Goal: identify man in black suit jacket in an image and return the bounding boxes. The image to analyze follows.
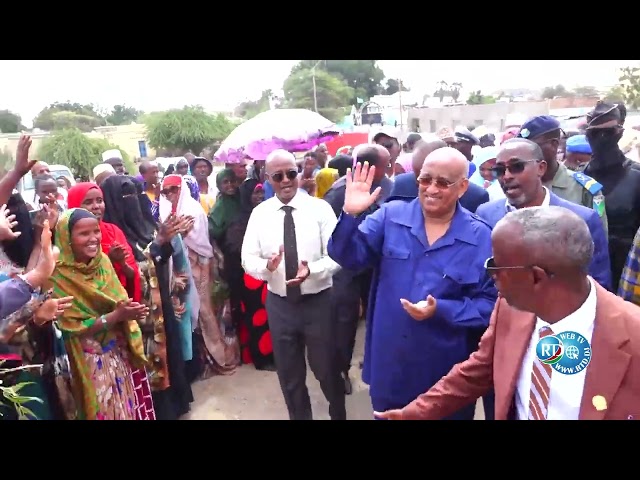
[389,139,490,213]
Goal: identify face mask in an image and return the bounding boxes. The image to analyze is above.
[587,129,623,155]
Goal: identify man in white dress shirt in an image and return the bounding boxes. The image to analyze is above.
[241,149,345,420]
[376,206,640,420]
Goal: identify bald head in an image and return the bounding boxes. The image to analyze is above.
[494,206,594,273]
[411,139,447,176]
[138,160,153,175]
[421,146,469,179]
[353,143,390,182]
[266,149,296,171]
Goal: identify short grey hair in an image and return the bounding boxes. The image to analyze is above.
[496,206,594,272]
[266,149,296,164]
[501,138,544,161]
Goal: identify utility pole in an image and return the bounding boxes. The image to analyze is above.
[398,79,403,130]
[312,60,324,112]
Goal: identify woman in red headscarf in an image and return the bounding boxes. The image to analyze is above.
[67,183,141,303]
[66,182,154,419]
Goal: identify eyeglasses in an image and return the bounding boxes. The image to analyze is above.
[161,186,180,196]
[417,175,463,190]
[490,160,537,178]
[267,169,298,183]
[484,257,554,278]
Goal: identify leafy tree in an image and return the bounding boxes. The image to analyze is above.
[384,79,409,95]
[292,60,384,104]
[604,84,626,103]
[0,110,25,133]
[33,101,107,132]
[467,91,497,105]
[235,90,276,119]
[144,106,237,156]
[541,85,569,99]
[282,69,354,123]
[618,66,640,109]
[106,104,142,125]
[572,86,599,97]
[38,128,133,178]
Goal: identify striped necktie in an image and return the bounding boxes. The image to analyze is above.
[529,326,554,420]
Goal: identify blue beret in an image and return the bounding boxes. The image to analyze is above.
[566,134,592,154]
[517,115,561,140]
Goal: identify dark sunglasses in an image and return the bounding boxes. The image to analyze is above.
[268,169,298,183]
[160,186,180,196]
[586,127,621,140]
[490,160,537,178]
[417,175,462,189]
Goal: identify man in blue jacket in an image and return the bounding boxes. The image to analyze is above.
[328,148,498,420]
[476,138,612,290]
[390,139,490,213]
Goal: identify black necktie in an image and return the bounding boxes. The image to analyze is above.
[282,205,301,302]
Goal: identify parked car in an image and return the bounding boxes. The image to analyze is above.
[17,164,75,206]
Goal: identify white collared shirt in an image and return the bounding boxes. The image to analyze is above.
[505,186,550,213]
[515,277,597,420]
[241,191,341,297]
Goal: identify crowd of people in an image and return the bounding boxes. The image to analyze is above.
[1,99,639,420]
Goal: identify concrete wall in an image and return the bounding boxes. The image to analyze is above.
[406,101,550,133]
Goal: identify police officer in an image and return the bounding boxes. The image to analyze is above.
[517,115,607,233]
[583,101,640,287]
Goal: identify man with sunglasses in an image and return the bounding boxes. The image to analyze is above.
[475,138,611,290]
[388,138,489,213]
[516,115,607,233]
[328,148,498,420]
[241,149,345,420]
[583,101,640,289]
[375,206,640,421]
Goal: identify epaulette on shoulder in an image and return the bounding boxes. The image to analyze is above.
[572,171,603,195]
[470,213,493,230]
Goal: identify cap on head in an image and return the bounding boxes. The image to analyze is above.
[454,126,479,145]
[93,163,116,179]
[517,116,561,140]
[586,101,623,129]
[371,126,401,144]
[566,135,592,155]
[102,149,123,162]
[437,127,456,143]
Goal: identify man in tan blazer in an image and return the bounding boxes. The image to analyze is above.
[376,206,640,420]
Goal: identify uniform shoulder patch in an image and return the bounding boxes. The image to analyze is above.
[572,171,603,195]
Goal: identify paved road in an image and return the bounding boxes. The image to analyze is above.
[184,321,485,420]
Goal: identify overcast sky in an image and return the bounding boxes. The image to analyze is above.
[0,60,636,127]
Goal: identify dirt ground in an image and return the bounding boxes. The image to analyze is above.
[183,321,485,420]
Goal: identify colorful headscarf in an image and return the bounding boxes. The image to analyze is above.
[50,208,146,420]
[315,168,339,198]
[395,153,414,174]
[208,169,241,240]
[159,175,213,258]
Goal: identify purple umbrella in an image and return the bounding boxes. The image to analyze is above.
[214,109,341,163]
